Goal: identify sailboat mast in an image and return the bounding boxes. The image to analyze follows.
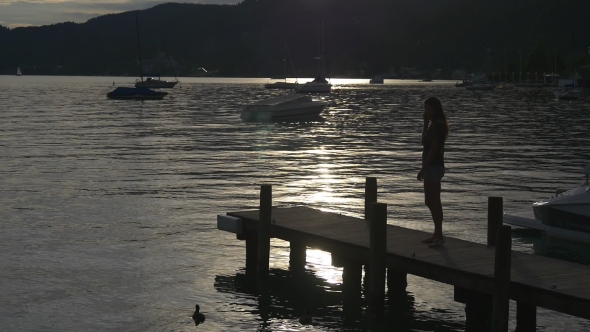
[283,38,288,83]
[322,22,326,78]
[571,16,575,86]
[135,11,144,84]
[160,27,178,81]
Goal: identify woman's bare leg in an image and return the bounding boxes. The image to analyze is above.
[424,180,443,243]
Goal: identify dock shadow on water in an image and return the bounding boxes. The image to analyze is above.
[214,267,463,331]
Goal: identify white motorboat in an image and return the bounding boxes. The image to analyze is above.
[555,89,580,100]
[504,164,590,243]
[240,94,327,121]
[135,76,178,89]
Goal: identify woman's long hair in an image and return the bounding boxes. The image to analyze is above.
[424,97,449,140]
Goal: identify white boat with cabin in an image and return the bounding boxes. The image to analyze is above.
[504,164,590,243]
[135,76,178,88]
[240,94,327,121]
[294,76,332,93]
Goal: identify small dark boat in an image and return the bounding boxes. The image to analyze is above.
[107,87,168,100]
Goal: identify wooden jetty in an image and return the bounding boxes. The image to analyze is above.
[217,178,590,331]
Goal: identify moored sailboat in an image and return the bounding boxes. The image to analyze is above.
[107,12,167,100]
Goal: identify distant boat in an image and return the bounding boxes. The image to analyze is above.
[134,28,179,89]
[369,75,385,84]
[135,76,178,89]
[240,94,327,121]
[16,67,22,76]
[107,87,167,100]
[107,11,167,100]
[555,17,579,101]
[555,89,580,100]
[295,23,332,94]
[294,74,332,93]
[265,40,299,90]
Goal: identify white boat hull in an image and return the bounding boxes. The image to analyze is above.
[240,95,327,121]
[504,211,590,243]
[135,80,178,89]
[241,104,326,121]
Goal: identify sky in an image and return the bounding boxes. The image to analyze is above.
[0,0,241,28]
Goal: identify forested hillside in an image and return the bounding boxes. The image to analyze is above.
[0,0,588,77]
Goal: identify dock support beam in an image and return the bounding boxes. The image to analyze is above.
[369,202,387,317]
[492,225,512,332]
[387,266,407,294]
[515,302,536,332]
[342,260,363,317]
[455,287,491,331]
[365,177,377,220]
[257,185,272,287]
[245,234,259,277]
[289,241,306,271]
[487,197,503,246]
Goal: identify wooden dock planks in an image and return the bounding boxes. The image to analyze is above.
[226,206,590,320]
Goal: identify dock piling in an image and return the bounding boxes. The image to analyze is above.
[492,225,512,332]
[289,241,306,271]
[515,301,536,332]
[487,197,503,246]
[257,185,272,284]
[365,177,377,220]
[245,234,259,277]
[369,202,387,316]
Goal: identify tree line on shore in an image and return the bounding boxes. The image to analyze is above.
[0,0,589,78]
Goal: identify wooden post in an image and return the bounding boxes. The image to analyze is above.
[257,185,272,283]
[365,177,377,220]
[492,225,512,332]
[369,202,387,316]
[455,287,492,331]
[387,266,407,294]
[515,302,536,332]
[289,241,306,271]
[342,261,363,317]
[487,197,503,246]
[245,234,259,278]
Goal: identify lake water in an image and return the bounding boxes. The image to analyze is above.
[1,76,590,331]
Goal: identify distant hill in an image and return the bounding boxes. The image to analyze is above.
[1,0,589,78]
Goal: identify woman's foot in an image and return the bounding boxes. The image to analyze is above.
[421,235,435,244]
[428,237,446,248]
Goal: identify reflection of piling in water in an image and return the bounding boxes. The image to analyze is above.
[218,178,590,332]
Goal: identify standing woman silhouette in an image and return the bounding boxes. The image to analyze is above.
[418,97,449,247]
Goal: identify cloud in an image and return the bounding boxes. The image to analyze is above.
[0,0,242,28]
